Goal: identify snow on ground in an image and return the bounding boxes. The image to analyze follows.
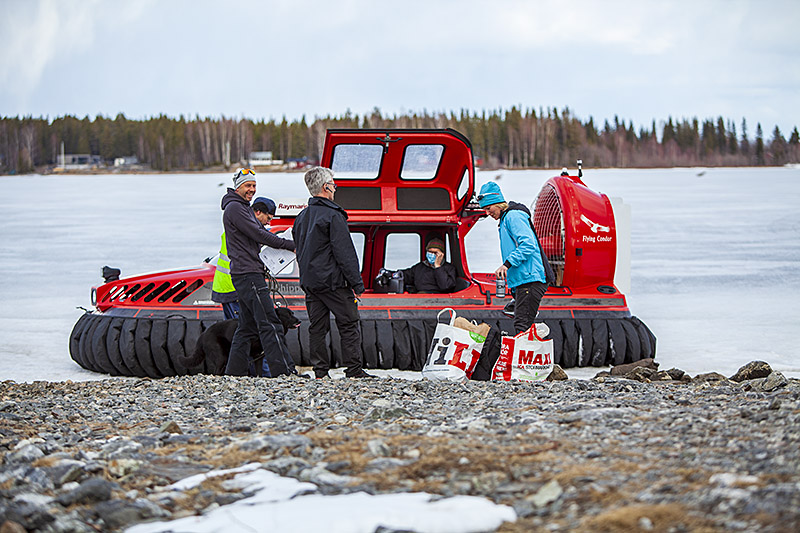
[126,463,516,533]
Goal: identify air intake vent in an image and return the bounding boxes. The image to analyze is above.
[533,184,565,285]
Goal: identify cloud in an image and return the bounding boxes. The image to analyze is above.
[0,0,152,109]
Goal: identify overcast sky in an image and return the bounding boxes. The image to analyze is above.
[1,0,798,138]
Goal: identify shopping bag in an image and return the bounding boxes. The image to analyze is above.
[422,308,487,382]
[491,323,554,381]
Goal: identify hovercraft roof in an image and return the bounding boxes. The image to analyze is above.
[319,128,475,224]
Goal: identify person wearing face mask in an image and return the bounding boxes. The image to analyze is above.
[400,238,457,293]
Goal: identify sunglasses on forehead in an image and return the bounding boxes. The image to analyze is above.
[236,168,256,177]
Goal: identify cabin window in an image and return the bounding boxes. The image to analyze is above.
[384,233,450,270]
[351,232,365,269]
[331,144,382,179]
[400,145,444,180]
[384,233,420,270]
[456,168,469,200]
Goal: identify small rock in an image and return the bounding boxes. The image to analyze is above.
[235,434,312,455]
[693,372,728,383]
[403,449,421,459]
[159,421,182,434]
[624,366,656,382]
[666,368,686,380]
[610,358,659,376]
[546,364,568,381]
[299,466,355,487]
[101,438,143,459]
[7,444,44,463]
[0,521,27,533]
[367,439,390,457]
[743,372,789,392]
[56,477,115,506]
[529,479,563,507]
[364,406,411,421]
[108,458,141,478]
[730,361,773,382]
[365,458,413,472]
[93,498,168,529]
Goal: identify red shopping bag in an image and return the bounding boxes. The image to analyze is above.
[491,323,554,381]
[422,308,487,382]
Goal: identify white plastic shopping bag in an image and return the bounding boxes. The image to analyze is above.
[422,308,487,382]
[491,323,554,381]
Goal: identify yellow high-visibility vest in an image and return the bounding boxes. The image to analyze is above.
[211,233,235,295]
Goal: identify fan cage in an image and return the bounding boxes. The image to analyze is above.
[533,184,565,286]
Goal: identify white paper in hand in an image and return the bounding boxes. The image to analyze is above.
[259,227,296,275]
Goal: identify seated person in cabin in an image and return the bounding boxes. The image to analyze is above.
[400,238,457,293]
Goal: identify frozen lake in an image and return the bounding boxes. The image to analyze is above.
[0,166,798,382]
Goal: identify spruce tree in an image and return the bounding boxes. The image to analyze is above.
[755,123,764,165]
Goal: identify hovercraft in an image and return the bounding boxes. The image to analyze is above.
[69,129,655,377]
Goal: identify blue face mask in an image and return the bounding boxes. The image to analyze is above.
[426,252,437,264]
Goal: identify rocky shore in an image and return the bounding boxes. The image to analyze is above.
[1,360,799,532]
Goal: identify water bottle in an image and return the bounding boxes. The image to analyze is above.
[495,277,506,298]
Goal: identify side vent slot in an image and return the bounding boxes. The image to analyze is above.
[158,281,186,303]
[143,282,171,303]
[131,283,155,302]
[172,279,204,303]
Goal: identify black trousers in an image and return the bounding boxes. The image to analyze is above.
[513,281,548,334]
[226,273,294,377]
[305,287,364,377]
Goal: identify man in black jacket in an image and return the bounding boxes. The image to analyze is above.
[221,168,300,377]
[401,237,457,293]
[293,167,374,379]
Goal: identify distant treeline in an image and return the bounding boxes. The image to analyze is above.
[1,107,798,174]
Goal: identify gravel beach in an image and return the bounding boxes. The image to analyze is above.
[1,362,799,532]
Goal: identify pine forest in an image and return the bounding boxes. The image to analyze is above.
[1,107,798,174]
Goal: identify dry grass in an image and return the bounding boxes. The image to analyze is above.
[576,503,716,533]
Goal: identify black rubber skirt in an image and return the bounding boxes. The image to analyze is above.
[69,310,657,378]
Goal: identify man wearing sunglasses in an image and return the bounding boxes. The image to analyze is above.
[478,181,549,334]
[221,168,301,377]
[293,167,375,379]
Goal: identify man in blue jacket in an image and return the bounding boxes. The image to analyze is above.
[221,168,300,377]
[293,167,374,379]
[478,181,548,334]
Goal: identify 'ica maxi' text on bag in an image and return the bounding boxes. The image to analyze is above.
[492,323,554,381]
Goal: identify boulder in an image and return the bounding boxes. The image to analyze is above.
[730,361,773,382]
[742,372,788,392]
[610,358,658,376]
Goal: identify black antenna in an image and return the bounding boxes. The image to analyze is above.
[577,159,583,178]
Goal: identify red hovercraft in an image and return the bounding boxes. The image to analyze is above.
[69,129,655,377]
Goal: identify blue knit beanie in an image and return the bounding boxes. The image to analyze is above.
[478,182,505,208]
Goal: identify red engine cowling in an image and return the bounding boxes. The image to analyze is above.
[534,175,618,292]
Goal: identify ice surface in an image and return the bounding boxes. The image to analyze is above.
[0,166,798,382]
